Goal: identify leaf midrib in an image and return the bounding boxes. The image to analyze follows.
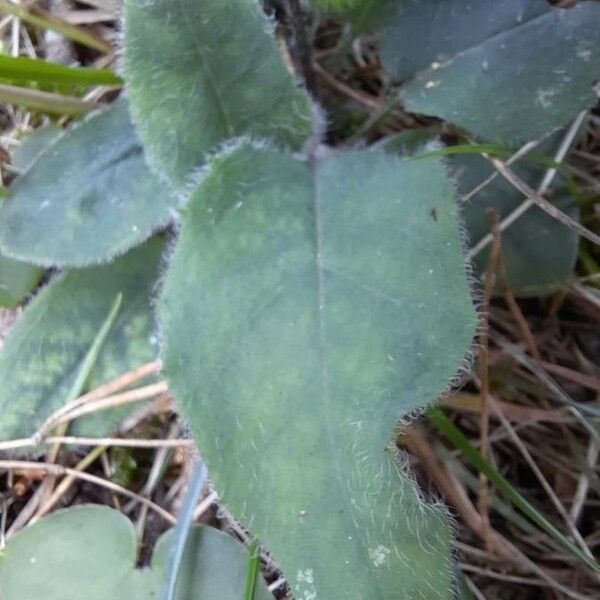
[309,159,395,598]
[309,158,335,478]
[175,0,235,138]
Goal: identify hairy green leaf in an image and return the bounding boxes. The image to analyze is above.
[0,99,177,268]
[0,505,272,599]
[370,0,600,145]
[124,0,315,186]
[0,239,164,443]
[0,125,60,307]
[160,143,477,598]
[12,124,62,171]
[0,255,43,308]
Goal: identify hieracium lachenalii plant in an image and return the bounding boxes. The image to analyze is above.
[0,0,599,598]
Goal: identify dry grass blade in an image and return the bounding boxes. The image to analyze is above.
[441,393,567,423]
[0,83,98,115]
[0,460,176,524]
[401,426,591,600]
[469,110,588,258]
[32,445,108,522]
[38,360,162,430]
[489,155,600,246]
[37,381,169,437]
[0,436,194,451]
[491,331,600,423]
[488,395,594,559]
[0,0,112,53]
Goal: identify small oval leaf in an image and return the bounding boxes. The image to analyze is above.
[0,505,272,599]
[0,100,177,268]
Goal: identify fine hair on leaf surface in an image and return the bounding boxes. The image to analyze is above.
[159,141,477,598]
[0,99,178,268]
[1,0,597,598]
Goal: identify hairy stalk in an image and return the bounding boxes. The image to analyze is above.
[286,0,317,95]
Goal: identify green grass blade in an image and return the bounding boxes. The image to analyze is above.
[427,406,600,574]
[410,143,516,160]
[0,56,122,87]
[410,143,582,199]
[0,83,96,115]
[434,442,541,538]
[244,539,260,600]
[0,0,112,53]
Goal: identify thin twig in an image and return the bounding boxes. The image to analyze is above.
[488,396,594,560]
[313,60,381,109]
[0,436,193,451]
[488,156,600,246]
[0,460,176,524]
[477,209,502,547]
[469,111,588,258]
[498,251,541,360]
[463,139,540,203]
[33,445,108,522]
[37,360,162,433]
[37,381,168,437]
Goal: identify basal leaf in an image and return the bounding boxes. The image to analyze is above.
[0,255,43,308]
[0,505,272,599]
[0,125,60,307]
[372,0,600,145]
[311,0,362,9]
[124,0,315,186]
[454,153,580,296]
[379,130,580,296]
[12,123,61,171]
[160,143,477,598]
[0,99,177,268]
[0,238,164,443]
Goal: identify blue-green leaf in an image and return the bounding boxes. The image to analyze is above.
[366,0,600,145]
[0,238,164,443]
[160,143,477,598]
[0,505,272,599]
[0,100,177,268]
[124,0,315,186]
